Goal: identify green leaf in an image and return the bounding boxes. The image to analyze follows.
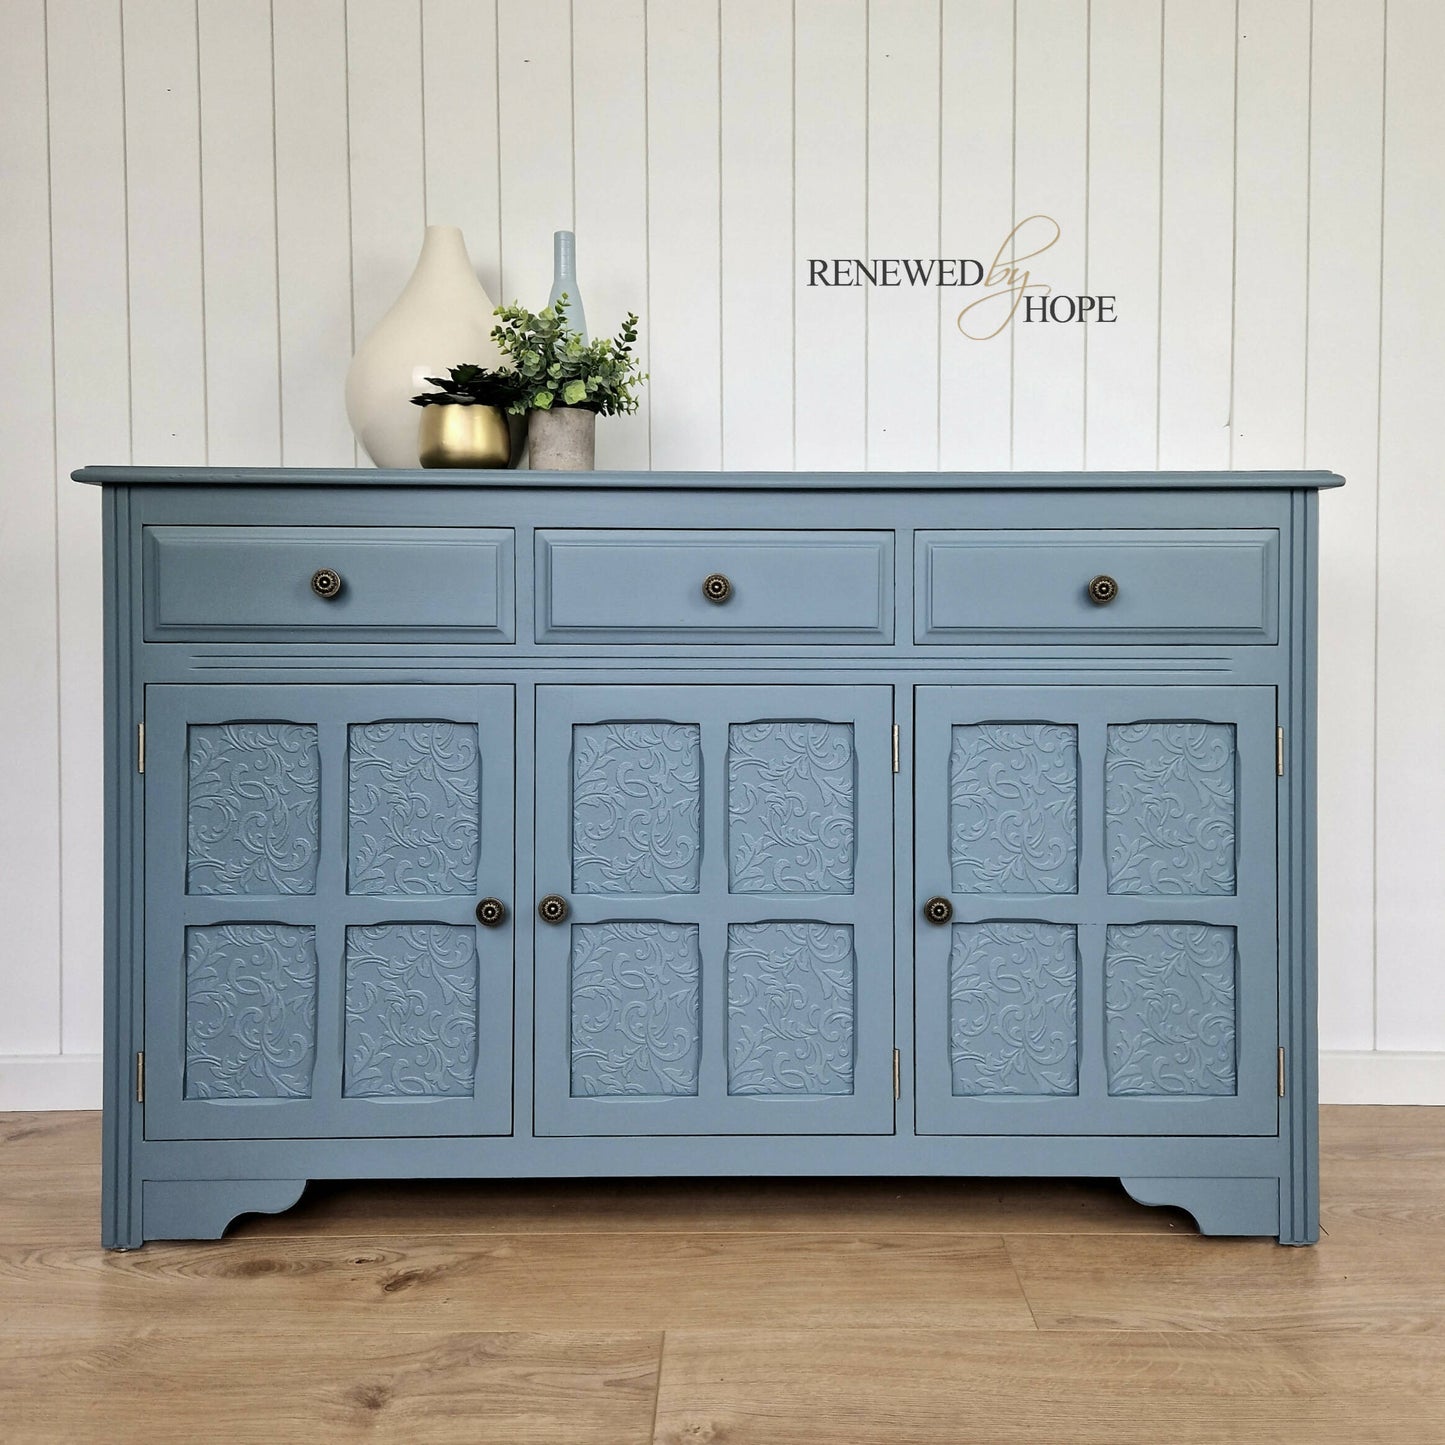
[489,296,648,414]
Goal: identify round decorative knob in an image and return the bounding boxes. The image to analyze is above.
[474,897,507,928]
[310,567,343,600]
[923,896,954,925]
[702,572,732,604]
[1087,574,1119,605]
[537,893,570,924]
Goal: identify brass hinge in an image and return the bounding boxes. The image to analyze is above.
[135,1050,145,1104]
[137,721,145,774]
[893,1048,901,1099]
[892,724,900,774]
[1277,1046,1286,1098]
[1276,726,1284,777]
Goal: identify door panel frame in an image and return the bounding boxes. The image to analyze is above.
[533,684,895,1136]
[143,683,515,1140]
[915,684,1278,1137]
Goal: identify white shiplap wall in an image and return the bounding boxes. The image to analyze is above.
[2,0,1442,1107]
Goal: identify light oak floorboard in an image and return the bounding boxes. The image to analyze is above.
[3,1105,1444,1442]
[0,1231,1034,1335]
[1004,1231,1445,1333]
[0,1114,100,1247]
[0,1327,663,1445]
[1319,1103,1445,1160]
[649,1328,1445,1444]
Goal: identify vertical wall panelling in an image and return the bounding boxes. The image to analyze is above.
[1376,0,1445,1051]
[572,0,651,471]
[1307,0,1384,1051]
[198,0,281,465]
[720,0,794,469]
[1083,0,1162,470]
[0,0,60,1057]
[497,0,573,313]
[645,0,722,469]
[866,0,941,469]
[793,0,867,470]
[1230,0,1310,469]
[47,0,129,1055]
[122,0,206,461]
[1156,0,1235,468]
[937,0,1013,471]
[1010,0,1088,469]
[346,0,425,396]
[273,0,354,467]
[422,0,502,299]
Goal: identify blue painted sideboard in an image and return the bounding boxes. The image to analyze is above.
[76,467,1340,1247]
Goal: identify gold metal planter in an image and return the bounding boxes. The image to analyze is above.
[417,404,511,468]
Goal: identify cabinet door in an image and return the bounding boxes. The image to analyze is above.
[534,685,894,1135]
[143,685,514,1140]
[915,686,1277,1136]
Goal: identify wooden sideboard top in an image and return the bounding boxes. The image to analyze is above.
[73,466,1346,491]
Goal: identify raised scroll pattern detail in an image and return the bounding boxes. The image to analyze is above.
[573,724,701,895]
[187,723,320,895]
[949,724,1078,895]
[343,924,478,1097]
[727,921,856,1095]
[948,922,1078,1096]
[728,722,856,895]
[348,721,480,896]
[571,922,701,1096]
[184,923,317,1098]
[1105,922,1237,1096]
[1106,722,1236,895]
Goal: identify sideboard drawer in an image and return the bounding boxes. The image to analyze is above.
[536,530,894,643]
[144,526,514,640]
[917,529,1279,643]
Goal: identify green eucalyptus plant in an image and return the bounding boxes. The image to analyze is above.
[490,294,646,416]
[409,364,525,409]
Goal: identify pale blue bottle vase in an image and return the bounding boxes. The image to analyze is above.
[548,230,588,341]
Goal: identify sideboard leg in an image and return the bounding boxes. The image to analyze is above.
[1119,1176,1287,1240]
[139,1179,309,1243]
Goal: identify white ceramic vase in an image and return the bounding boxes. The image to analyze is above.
[344,225,505,468]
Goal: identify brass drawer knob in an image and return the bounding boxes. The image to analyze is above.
[1087,574,1119,605]
[475,897,507,928]
[537,893,570,924]
[310,567,343,600]
[923,896,954,925]
[702,572,732,604]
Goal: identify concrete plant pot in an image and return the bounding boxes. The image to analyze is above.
[527,406,596,470]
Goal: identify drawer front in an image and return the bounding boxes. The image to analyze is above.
[537,530,894,643]
[144,526,514,640]
[917,529,1279,643]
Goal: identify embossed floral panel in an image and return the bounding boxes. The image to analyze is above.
[572,723,702,894]
[571,921,701,1096]
[184,922,317,1098]
[187,723,320,895]
[1105,722,1236,895]
[343,924,478,1097]
[948,922,1078,1096]
[348,721,481,896]
[728,721,856,894]
[727,921,856,1095]
[949,724,1078,895]
[1105,922,1237,1095]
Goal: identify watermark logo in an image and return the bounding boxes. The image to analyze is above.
[805,216,1116,339]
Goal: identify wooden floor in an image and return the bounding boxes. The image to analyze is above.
[2,1108,1443,1443]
